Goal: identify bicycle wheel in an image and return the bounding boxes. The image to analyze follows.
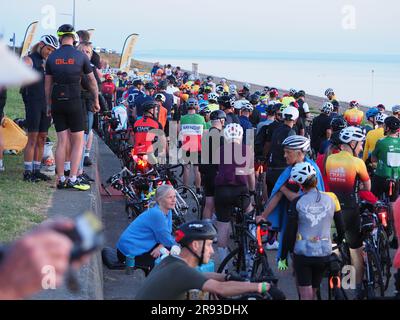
[364,247,385,299]
[175,185,201,220]
[377,229,392,291]
[255,173,265,213]
[250,253,277,284]
[217,247,247,277]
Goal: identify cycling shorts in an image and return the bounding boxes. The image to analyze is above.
[371,175,400,203]
[342,207,363,249]
[52,98,85,133]
[214,185,250,222]
[293,254,330,288]
[24,99,51,133]
[201,172,216,197]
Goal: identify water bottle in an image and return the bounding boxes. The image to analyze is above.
[125,256,135,275]
[196,259,215,273]
[170,245,181,256]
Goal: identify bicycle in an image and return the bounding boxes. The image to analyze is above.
[217,196,277,285]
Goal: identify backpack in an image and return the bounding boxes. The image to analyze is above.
[101,82,115,96]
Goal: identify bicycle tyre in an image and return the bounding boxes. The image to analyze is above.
[175,185,201,220]
[250,253,277,284]
[364,247,385,299]
[377,229,392,291]
[217,247,246,276]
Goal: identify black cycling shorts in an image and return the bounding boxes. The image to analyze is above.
[52,98,85,133]
[24,100,51,133]
[371,175,400,203]
[201,172,216,197]
[342,207,363,249]
[293,254,329,288]
[214,185,250,222]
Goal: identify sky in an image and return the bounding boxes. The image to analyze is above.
[0,0,400,55]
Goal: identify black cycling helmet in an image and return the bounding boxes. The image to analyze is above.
[133,78,144,86]
[330,117,348,132]
[210,110,227,121]
[142,99,158,112]
[187,98,198,109]
[384,116,400,132]
[267,103,282,115]
[158,80,168,90]
[295,90,306,99]
[144,82,156,90]
[57,24,75,36]
[218,95,234,109]
[249,93,260,105]
[175,220,217,246]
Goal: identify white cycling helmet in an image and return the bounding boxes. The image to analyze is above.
[289,88,297,95]
[321,101,334,114]
[224,123,243,141]
[229,84,237,93]
[282,106,299,121]
[208,92,218,102]
[339,126,365,144]
[234,100,243,110]
[40,35,59,50]
[290,162,317,185]
[243,83,251,90]
[282,135,310,152]
[325,88,334,97]
[241,101,253,112]
[375,112,388,124]
[392,105,400,114]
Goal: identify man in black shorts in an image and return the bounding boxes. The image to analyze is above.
[45,24,100,191]
[135,220,285,300]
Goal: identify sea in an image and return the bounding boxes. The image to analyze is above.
[135,50,400,107]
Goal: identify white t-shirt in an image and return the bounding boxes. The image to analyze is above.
[166,86,180,104]
[302,102,310,113]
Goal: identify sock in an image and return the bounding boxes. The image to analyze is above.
[70,175,77,183]
[0,159,3,167]
[64,161,71,171]
[24,162,33,172]
[84,150,90,158]
[60,175,66,183]
[33,161,41,172]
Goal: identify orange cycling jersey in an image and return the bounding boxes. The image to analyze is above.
[343,108,364,126]
[133,116,163,155]
[325,150,370,207]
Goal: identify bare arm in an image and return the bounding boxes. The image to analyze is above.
[360,179,371,191]
[22,56,33,68]
[326,128,332,140]
[279,185,299,202]
[256,192,283,222]
[202,279,268,297]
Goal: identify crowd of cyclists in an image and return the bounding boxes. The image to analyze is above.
[1,23,400,300]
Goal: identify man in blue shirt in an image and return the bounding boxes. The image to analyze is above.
[239,103,254,145]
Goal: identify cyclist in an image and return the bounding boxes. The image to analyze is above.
[116,185,177,270]
[45,24,100,191]
[365,107,380,133]
[362,112,387,162]
[127,77,144,124]
[132,100,166,157]
[376,104,386,113]
[248,93,261,126]
[239,102,254,145]
[135,220,285,300]
[343,100,364,126]
[101,74,116,110]
[295,90,310,133]
[115,71,128,102]
[392,105,400,119]
[214,123,255,263]
[218,95,240,124]
[199,103,211,130]
[330,100,340,118]
[371,116,400,205]
[206,92,220,112]
[134,82,157,120]
[324,88,336,101]
[268,88,279,104]
[311,102,333,156]
[265,106,299,197]
[278,162,345,300]
[153,93,168,129]
[178,98,206,196]
[199,110,226,220]
[325,126,371,299]
[21,35,59,182]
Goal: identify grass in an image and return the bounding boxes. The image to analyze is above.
[0,88,56,242]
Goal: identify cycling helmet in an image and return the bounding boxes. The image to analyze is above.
[224,123,244,141]
[339,126,365,144]
[197,94,204,101]
[142,99,158,112]
[216,85,224,94]
[154,93,166,103]
[132,77,144,86]
[296,90,306,98]
[218,95,234,109]
[282,106,299,121]
[289,88,297,96]
[208,92,218,102]
[384,116,400,131]
[57,24,76,37]
[241,101,253,112]
[249,94,260,105]
[376,104,385,111]
[375,112,388,124]
[325,88,334,97]
[267,103,282,115]
[199,106,211,115]
[40,35,59,49]
[321,101,334,114]
[198,99,209,108]
[269,88,279,98]
[243,83,251,90]
[105,74,112,81]
[187,98,198,109]
[282,135,310,152]
[158,80,168,90]
[392,105,400,114]
[229,84,237,94]
[349,100,359,109]
[330,117,348,132]
[220,78,227,84]
[366,107,379,119]
[210,110,227,121]
[144,82,156,90]
[290,162,316,185]
[234,100,244,110]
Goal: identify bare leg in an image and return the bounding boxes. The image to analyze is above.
[69,131,85,177]
[55,130,69,178]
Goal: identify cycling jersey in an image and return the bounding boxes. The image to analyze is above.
[255,103,268,121]
[21,51,46,102]
[239,115,253,144]
[180,114,206,152]
[343,108,364,126]
[325,150,370,208]
[362,127,384,161]
[281,96,295,106]
[311,113,331,153]
[373,136,400,179]
[267,124,296,168]
[133,116,163,154]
